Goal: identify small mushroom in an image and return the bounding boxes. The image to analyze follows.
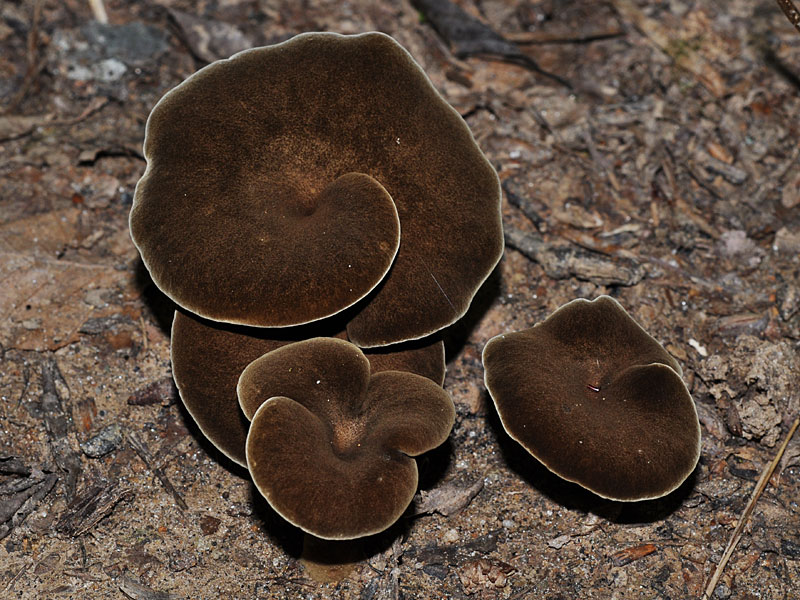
[239,337,455,539]
[171,310,445,466]
[482,296,700,501]
[131,31,502,345]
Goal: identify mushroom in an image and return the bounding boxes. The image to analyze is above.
[238,337,455,539]
[482,296,700,501]
[171,309,445,466]
[130,31,502,346]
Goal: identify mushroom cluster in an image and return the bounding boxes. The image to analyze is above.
[131,32,502,538]
[482,296,701,501]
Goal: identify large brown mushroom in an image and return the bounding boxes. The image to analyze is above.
[171,309,445,466]
[238,337,455,539]
[482,296,700,501]
[131,32,502,346]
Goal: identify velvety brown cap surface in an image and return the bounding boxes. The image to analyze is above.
[131,32,502,343]
[240,337,455,539]
[482,296,700,501]
[170,310,445,466]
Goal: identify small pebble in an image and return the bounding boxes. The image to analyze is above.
[443,528,460,544]
[79,423,123,457]
[714,583,732,599]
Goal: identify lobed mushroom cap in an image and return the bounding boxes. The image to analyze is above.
[131,32,502,344]
[239,337,455,539]
[170,310,445,466]
[482,296,700,501]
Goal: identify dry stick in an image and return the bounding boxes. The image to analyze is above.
[701,416,800,599]
[505,29,625,45]
[138,315,149,354]
[127,433,188,512]
[0,561,30,595]
[2,0,43,115]
[776,0,800,34]
[88,0,109,23]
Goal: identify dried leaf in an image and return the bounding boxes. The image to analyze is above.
[415,478,483,517]
[119,574,177,600]
[0,253,129,351]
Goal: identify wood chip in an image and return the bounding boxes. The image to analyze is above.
[0,457,31,476]
[505,226,646,286]
[198,514,221,535]
[610,543,657,566]
[694,151,748,185]
[458,558,514,594]
[127,378,176,406]
[0,473,57,541]
[611,0,725,96]
[40,356,81,500]
[56,482,134,536]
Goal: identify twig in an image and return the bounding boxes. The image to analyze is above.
[776,0,800,34]
[139,315,149,354]
[582,127,620,192]
[2,0,44,115]
[88,0,109,24]
[748,144,800,207]
[40,356,81,500]
[701,416,800,599]
[0,561,30,595]
[127,433,188,511]
[686,162,723,200]
[506,29,625,45]
[411,0,573,89]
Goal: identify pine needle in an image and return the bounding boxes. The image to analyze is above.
[701,416,800,599]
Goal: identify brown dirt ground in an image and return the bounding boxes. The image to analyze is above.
[1,0,799,598]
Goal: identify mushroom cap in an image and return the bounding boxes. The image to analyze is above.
[170,309,445,466]
[482,296,700,501]
[131,32,502,344]
[239,337,455,539]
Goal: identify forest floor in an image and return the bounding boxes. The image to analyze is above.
[1,0,799,598]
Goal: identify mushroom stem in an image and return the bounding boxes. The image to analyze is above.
[299,533,364,582]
